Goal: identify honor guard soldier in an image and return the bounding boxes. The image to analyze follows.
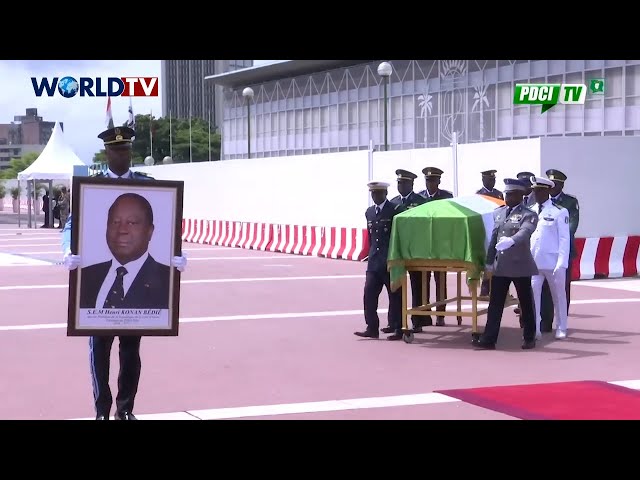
[476,170,504,200]
[355,181,404,341]
[529,176,571,339]
[62,126,188,420]
[387,169,426,333]
[538,168,580,331]
[416,167,453,327]
[477,170,503,296]
[517,171,536,207]
[473,178,538,350]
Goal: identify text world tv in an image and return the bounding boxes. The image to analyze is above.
[31,76,159,98]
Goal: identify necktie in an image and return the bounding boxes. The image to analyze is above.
[538,205,543,214]
[402,197,408,205]
[103,266,128,308]
[375,206,380,216]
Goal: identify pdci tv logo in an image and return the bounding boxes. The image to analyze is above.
[31,76,159,98]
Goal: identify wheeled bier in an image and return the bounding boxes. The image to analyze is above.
[395,259,520,344]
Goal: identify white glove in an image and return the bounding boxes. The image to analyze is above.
[63,252,81,271]
[495,236,515,252]
[171,254,187,272]
[553,265,562,275]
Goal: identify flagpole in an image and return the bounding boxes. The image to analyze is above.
[189,111,193,163]
[169,110,173,158]
[150,109,153,159]
[208,110,211,162]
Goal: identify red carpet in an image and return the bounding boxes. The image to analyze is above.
[436,381,640,420]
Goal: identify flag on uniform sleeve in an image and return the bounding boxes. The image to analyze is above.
[105,97,114,129]
[387,194,505,292]
[127,98,135,139]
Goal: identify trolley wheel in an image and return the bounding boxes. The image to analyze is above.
[471,332,481,341]
[457,316,462,326]
[403,332,415,344]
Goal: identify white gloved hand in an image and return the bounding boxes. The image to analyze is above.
[63,252,81,271]
[553,265,562,275]
[495,236,515,252]
[171,254,188,272]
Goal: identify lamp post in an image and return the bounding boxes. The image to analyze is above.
[242,87,254,159]
[377,61,393,151]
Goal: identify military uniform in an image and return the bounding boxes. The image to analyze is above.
[416,167,453,327]
[354,182,404,341]
[529,176,571,339]
[539,169,580,330]
[517,171,536,208]
[474,178,538,350]
[389,169,426,333]
[62,126,154,420]
[476,169,504,201]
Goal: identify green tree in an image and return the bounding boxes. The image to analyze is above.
[90,114,221,165]
[0,151,41,179]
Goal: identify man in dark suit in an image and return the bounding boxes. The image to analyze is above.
[354,181,404,341]
[473,178,539,350]
[538,169,580,332]
[417,167,453,327]
[79,193,170,310]
[387,169,426,333]
[62,126,187,420]
[517,171,536,207]
[476,169,504,200]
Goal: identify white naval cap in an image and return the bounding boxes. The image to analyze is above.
[367,181,390,191]
[530,176,555,189]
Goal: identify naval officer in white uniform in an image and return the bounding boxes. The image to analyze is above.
[529,176,571,339]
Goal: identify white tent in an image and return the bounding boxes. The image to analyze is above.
[17,122,86,181]
[17,121,86,228]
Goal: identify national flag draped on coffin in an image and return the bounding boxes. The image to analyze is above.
[387,194,505,292]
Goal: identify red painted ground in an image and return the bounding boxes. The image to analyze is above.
[0,226,639,420]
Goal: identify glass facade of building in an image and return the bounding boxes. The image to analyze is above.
[221,59,640,160]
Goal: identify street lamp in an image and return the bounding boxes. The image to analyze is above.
[377,61,393,151]
[242,87,254,159]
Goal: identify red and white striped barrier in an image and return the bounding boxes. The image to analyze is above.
[181,219,368,261]
[573,236,640,280]
[180,220,640,280]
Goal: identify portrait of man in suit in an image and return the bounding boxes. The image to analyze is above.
[79,192,171,310]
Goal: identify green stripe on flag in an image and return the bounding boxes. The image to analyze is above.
[388,199,488,291]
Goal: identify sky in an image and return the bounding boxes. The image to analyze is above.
[0,60,280,164]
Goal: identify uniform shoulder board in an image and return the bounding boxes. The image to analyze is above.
[134,171,150,177]
[393,203,402,211]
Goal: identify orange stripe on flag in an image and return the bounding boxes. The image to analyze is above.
[478,194,505,206]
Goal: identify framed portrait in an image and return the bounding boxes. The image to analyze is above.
[67,176,184,337]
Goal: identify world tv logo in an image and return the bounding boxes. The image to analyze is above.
[514,79,605,113]
[31,76,159,98]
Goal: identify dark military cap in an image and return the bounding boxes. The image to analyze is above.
[395,169,418,181]
[503,178,528,192]
[516,171,535,185]
[98,126,135,146]
[481,169,497,177]
[546,169,567,183]
[422,166,444,178]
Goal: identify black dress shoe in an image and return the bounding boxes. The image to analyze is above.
[521,340,536,350]
[114,411,138,420]
[354,330,379,339]
[95,415,109,420]
[472,338,495,350]
[381,326,394,334]
[387,333,403,341]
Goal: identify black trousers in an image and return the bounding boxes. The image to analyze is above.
[89,335,142,416]
[410,271,447,324]
[540,267,572,329]
[364,270,402,332]
[481,275,536,345]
